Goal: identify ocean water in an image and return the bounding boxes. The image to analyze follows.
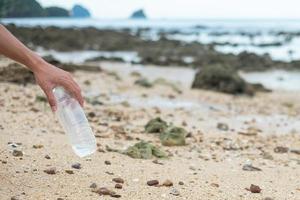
[3,18,300,61]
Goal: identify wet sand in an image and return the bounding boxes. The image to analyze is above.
[1,59,300,200]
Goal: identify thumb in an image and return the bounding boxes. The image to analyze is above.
[44,88,57,112]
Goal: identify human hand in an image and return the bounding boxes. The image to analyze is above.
[33,62,84,112]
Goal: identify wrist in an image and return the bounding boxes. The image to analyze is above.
[25,51,47,73]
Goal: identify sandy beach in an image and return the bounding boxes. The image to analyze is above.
[0,57,300,200]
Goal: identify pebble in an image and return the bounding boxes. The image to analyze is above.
[163,180,173,187]
[96,187,111,195]
[90,183,97,189]
[44,155,51,159]
[43,167,56,175]
[71,163,81,169]
[217,123,229,131]
[12,150,23,157]
[113,178,124,184]
[110,194,121,198]
[11,197,18,200]
[274,146,289,153]
[105,160,111,165]
[242,164,262,171]
[147,180,159,186]
[115,183,123,189]
[65,170,74,174]
[32,144,43,149]
[211,183,219,187]
[178,181,184,185]
[248,184,262,193]
[170,188,180,196]
[291,149,300,155]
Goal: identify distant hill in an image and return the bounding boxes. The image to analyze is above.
[71,5,91,18]
[0,0,91,18]
[130,9,147,19]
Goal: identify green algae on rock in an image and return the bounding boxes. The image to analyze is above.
[145,117,168,134]
[160,126,187,146]
[124,141,167,159]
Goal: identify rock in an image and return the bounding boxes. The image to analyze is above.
[88,112,96,118]
[104,160,111,165]
[247,184,262,193]
[274,146,289,153]
[10,196,19,200]
[290,149,300,155]
[263,198,274,200]
[211,183,219,187]
[71,163,81,169]
[170,188,180,196]
[124,141,167,159]
[112,178,124,184]
[261,152,274,160]
[191,64,259,95]
[65,169,74,174]
[43,167,57,175]
[160,126,186,146]
[95,187,111,195]
[163,180,173,187]
[32,144,43,149]
[115,184,123,189]
[242,164,262,171]
[110,193,122,198]
[217,123,229,131]
[145,117,168,134]
[130,9,147,19]
[12,150,23,157]
[134,78,153,88]
[44,155,51,159]
[147,180,159,186]
[0,62,35,84]
[178,181,184,185]
[90,183,97,189]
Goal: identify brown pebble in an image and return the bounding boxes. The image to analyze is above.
[248,184,262,193]
[65,170,74,174]
[90,183,97,189]
[12,150,23,157]
[105,160,111,165]
[44,155,51,159]
[110,194,121,198]
[211,183,219,187]
[97,187,111,195]
[163,180,173,187]
[71,163,81,169]
[274,146,289,153]
[11,197,18,200]
[112,178,124,184]
[115,183,123,189]
[178,181,184,185]
[43,167,56,175]
[32,144,43,149]
[147,180,159,186]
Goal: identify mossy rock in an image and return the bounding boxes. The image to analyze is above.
[134,78,153,88]
[160,126,186,146]
[192,64,254,95]
[124,141,167,159]
[145,117,168,134]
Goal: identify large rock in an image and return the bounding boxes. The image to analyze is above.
[71,4,91,18]
[130,9,147,19]
[192,64,263,95]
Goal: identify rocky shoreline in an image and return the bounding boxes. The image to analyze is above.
[5,24,300,72]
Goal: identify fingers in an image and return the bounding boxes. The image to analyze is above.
[62,75,84,107]
[44,87,57,112]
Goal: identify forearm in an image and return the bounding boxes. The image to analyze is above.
[0,24,45,72]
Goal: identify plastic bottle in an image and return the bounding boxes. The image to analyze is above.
[53,87,96,157]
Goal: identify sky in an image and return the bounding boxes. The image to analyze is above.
[37,0,300,19]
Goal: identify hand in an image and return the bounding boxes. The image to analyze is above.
[33,62,84,112]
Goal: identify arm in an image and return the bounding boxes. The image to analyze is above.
[0,24,84,111]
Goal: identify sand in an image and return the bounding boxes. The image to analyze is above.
[1,59,300,200]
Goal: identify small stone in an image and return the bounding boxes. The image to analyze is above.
[97,187,111,195]
[71,163,81,169]
[12,150,23,157]
[65,170,74,174]
[163,180,173,187]
[211,183,219,187]
[32,144,43,149]
[178,181,184,185]
[113,178,124,184]
[57,198,64,200]
[88,112,96,118]
[105,160,111,165]
[274,146,289,153]
[217,123,229,131]
[43,167,56,175]
[147,180,159,186]
[110,193,121,198]
[291,149,300,155]
[44,155,51,159]
[261,152,273,160]
[170,188,180,196]
[152,159,163,165]
[90,183,97,189]
[264,198,274,200]
[247,184,262,193]
[11,197,18,200]
[242,164,262,171]
[115,183,123,189]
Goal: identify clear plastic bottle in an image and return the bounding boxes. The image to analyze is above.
[53,87,96,157]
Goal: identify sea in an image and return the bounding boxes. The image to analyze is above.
[2,18,300,91]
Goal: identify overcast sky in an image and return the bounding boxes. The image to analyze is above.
[37,0,300,19]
